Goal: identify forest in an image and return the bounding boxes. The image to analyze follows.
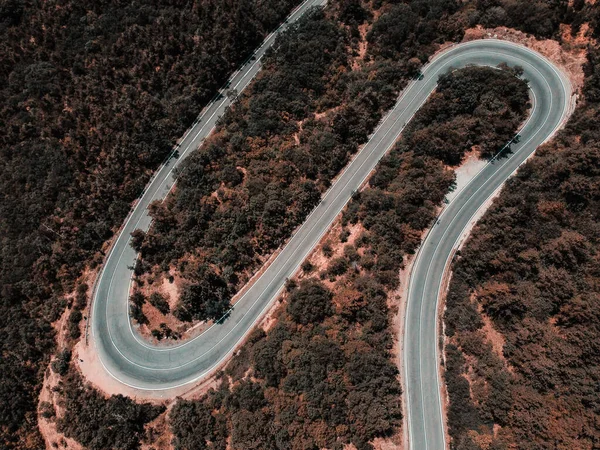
[1,0,599,448]
[56,371,165,450]
[443,35,600,450]
[0,0,301,447]
[131,6,408,327]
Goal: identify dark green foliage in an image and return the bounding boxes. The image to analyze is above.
[1,0,595,446]
[74,283,89,310]
[68,309,83,339]
[130,229,146,253]
[177,270,231,322]
[338,0,371,25]
[129,290,149,325]
[51,349,72,376]
[229,408,277,450]
[367,0,463,61]
[149,292,170,315]
[287,280,333,325]
[130,291,146,307]
[327,256,350,277]
[130,303,148,326]
[169,60,530,450]
[140,10,353,284]
[39,402,55,420]
[444,344,482,437]
[170,398,228,450]
[252,324,292,387]
[58,372,165,450]
[344,66,528,294]
[405,66,530,165]
[172,312,401,449]
[66,283,90,338]
[151,329,163,340]
[284,278,297,292]
[344,351,402,441]
[367,4,419,58]
[477,0,567,38]
[226,380,267,412]
[301,260,314,273]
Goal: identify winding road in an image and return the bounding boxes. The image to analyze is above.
[403,43,571,450]
[89,18,572,450]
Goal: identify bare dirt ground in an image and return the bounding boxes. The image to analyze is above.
[38,369,84,450]
[343,438,404,450]
[141,410,174,450]
[479,308,506,360]
[372,437,404,450]
[446,149,488,203]
[352,23,370,71]
[74,337,179,401]
[135,274,188,342]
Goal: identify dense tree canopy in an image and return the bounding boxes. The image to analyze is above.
[134,0,505,327]
[135,7,402,322]
[58,372,165,450]
[287,279,334,325]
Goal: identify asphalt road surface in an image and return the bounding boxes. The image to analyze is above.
[89,29,571,449]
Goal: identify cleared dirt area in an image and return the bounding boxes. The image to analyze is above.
[446,149,488,204]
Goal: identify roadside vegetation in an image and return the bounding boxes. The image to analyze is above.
[131,0,600,335]
[129,5,421,330]
[57,371,165,450]
[132,0,482,331]
[48,5,530,450]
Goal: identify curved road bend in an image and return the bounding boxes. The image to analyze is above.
[403,43,571,450]
[90,35,571,447]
